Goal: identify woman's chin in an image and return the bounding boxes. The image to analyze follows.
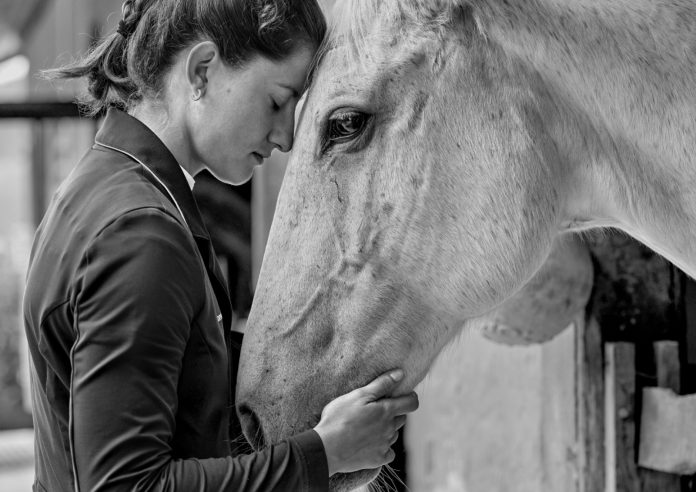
[207,167,254,186]
[329,467,381,492]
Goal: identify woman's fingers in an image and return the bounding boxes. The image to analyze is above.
[389,431,399,446]
[359,370,404,401]
[394,415,407,430]
[382,391,419,416]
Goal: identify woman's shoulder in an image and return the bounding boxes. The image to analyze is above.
[58,144,187,236]
[29,145,195,283]
[26,146,203,327]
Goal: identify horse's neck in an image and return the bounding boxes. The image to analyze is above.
[474,0,696,277]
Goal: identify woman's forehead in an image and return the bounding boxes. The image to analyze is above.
[238,47,316,91]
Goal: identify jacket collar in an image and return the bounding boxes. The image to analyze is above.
[94,107,209,241]
[95,108,233,326]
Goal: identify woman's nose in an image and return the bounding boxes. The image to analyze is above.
[271,130,293,153]
[269,109,295,153]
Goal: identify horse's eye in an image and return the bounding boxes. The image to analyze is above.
[328,111,368,144]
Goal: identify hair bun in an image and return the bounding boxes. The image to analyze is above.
[121,0,136,19]
[117,0,140,38]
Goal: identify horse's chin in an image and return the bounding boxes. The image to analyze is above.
[329,467,381,492]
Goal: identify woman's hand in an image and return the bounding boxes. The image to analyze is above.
[313,370,419,476]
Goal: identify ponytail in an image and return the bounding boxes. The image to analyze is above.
[42,0,147,116]
[44,34,135,116]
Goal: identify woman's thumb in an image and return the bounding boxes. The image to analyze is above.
[359,369,404,400]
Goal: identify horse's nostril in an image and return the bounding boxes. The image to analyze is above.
[237,403,266,450]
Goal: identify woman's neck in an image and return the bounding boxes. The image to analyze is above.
[130,101,204,177]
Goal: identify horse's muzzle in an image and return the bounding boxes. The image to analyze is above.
[237,402,266,450]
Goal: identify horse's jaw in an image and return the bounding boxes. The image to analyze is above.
[237,269,456,485]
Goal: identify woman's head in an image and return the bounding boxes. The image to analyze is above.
[50,0,325,114]
[48,0,325,184]
[180,38,317,184]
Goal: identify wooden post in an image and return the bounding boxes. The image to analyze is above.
[606,342,682,491]
[607,342,641,492]
[578,317,604,492]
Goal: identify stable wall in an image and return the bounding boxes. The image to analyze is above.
[406,317,602,492]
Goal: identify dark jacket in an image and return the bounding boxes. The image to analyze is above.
[23,108,328,492]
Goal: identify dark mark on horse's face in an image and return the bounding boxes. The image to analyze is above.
[407,91,431,132]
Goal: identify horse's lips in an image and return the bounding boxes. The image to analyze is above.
[237,402,268,450]
[329,468,382,492]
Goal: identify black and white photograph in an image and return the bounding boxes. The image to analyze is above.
[1,1,696,491]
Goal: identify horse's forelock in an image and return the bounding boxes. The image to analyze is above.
[315,0,458,70]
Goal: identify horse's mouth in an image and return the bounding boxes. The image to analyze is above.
[237,403,267,450]
[238,402,381,490]
[329,468,382,492]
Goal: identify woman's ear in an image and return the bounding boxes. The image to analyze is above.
[186,41,218,100]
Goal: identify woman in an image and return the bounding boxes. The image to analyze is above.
[23,0,419,490]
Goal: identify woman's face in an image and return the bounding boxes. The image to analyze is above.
[188,45,316,185]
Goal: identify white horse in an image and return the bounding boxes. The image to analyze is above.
[237,1,696,489]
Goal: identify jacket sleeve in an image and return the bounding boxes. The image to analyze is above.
[71,208,328,491]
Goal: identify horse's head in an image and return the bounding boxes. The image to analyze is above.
[238,1,577,489]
